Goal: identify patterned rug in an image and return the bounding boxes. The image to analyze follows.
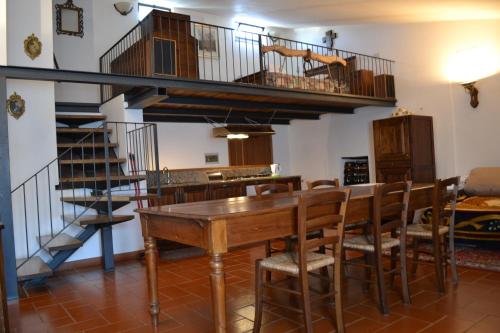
[405,243,500,272]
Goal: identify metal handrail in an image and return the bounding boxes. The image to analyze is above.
[12,121,161,271]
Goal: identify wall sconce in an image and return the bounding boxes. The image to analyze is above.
[114,1,134,16]
[447,46,499,109]
[462,82,479,108]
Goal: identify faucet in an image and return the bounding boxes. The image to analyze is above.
[162,166,172,184]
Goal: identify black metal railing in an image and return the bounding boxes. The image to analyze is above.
[99,13,395,103]
[11,121,160,271]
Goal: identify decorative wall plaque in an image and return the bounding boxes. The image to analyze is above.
[6,92,26,119]
[24,34,42,60]
[56,0,84,37]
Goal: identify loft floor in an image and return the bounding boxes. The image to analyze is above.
[9,244,499,333]
[127,84,396,125]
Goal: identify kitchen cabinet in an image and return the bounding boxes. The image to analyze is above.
[209,182,247,200]
[181,184,209,203]
[373,115,435,183]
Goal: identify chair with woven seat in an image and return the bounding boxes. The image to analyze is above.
[409,176,460,293]
[342,181,411,314]
[306,178,340,190]
[255,182,294,280]
[253,189,351,333]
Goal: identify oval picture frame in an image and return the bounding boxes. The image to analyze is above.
[6,92,26,120]
[24,34,42,60]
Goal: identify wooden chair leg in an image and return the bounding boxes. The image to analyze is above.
[334,262,345,333]
[411,237,420,276]
[400,242,411,305]
[390,247,397,288]
[449,234,459,285]
[299,269,314,333]
[374,251,389,314]
[363,253,371,292]
[264,241,272,282]
[433,236,445,293]
[253,260,264,333]
[317,230,330,292]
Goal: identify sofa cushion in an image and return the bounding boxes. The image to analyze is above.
[464,167,500,196]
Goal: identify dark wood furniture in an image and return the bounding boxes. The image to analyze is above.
[253,189,350,333]
[228,135,273,166]
[0,224,9,333]
[373,115,436,183]
[342,181,411,314]
[410,177,460,292]
[137,184,433,333]
[350,69,374,96]
[110,10,198,95]
[375,74,395,98]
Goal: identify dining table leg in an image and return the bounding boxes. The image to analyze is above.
[144,236,160,326]
[210,253,227,333]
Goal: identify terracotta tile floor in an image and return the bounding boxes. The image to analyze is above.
[8,245,500,333]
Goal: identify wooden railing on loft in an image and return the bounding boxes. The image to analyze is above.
[99,10,396,103]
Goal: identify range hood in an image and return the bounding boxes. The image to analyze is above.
[213,125,275,138]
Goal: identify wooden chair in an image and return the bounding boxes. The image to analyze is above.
[307,178,340,190]
[342,181,411,314]
[253,189,351,333]
[409,176,460,292]
[255,182,294,197]
[255,183,294,280]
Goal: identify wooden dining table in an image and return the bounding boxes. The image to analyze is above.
[136,183,434,333]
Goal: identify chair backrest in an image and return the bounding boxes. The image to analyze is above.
[371,181,412,240]
[255,182,293,197]
[296,189,351,262]
[432,176,460,232]
[306,179,340,190]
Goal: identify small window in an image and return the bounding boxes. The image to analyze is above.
[153,38,176,76]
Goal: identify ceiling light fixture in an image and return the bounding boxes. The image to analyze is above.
[227,133,249,140]
[114,1,134,16]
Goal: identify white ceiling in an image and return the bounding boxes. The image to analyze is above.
[167,0,500,27]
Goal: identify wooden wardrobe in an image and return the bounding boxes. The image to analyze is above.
[373,115,435,183]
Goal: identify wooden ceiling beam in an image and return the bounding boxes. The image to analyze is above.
[160,97,354,114]
[143,109,320,120]
[143,115,290,125]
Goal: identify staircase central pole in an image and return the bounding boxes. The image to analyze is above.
[102,121,115,271]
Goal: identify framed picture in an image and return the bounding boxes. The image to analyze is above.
[193,23,219,59]
[56,0,84,38]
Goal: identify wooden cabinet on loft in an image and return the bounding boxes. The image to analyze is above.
[373,115,435,183]
[110,10,198,95]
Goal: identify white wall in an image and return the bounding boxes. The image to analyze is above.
[6,0,58,259]
[0,0,6,65]
[289,19,500,182]
[53,0,139,103]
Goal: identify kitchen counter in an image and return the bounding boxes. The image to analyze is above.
[148,175,302,205]
[153,175,303,189]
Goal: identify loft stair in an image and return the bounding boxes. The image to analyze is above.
[59,158,126,165]
[58,142,118,149]
[55,102,100,114]
[56,128,111,134]
[59,175,145,182]
[39,233,83,252]
[62,195,132,211]
[17,256,52,281]
[58,175,145,190]
[63,214,135,226]
[56,114,106,127]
